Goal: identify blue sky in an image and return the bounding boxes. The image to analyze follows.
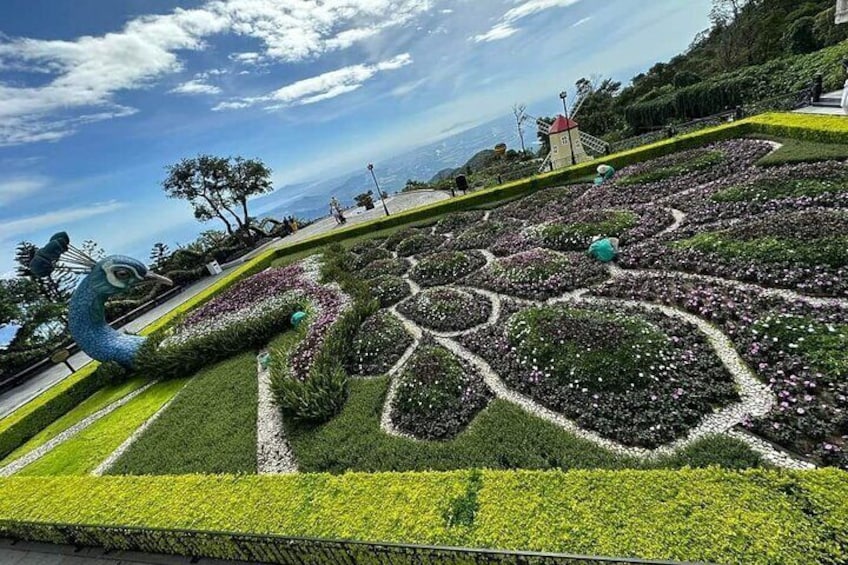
[0,0,712,275]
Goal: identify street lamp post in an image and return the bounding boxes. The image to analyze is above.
[559,90,577,166]
[367,164,390,216]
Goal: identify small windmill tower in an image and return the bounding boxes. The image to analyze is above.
[533,91,611,173]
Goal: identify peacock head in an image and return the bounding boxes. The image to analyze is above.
[88,255,173,297]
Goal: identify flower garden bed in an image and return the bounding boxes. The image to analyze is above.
[622,209,848,297]
[433,210,485,234]
[396,288,491,332]
[390,341,492,440]
[448,219,523,251]
[395,233,445,257]
[594,272,848,467]
[460,303,738,448]
[469,249,608,300]
[346,311,413,376]
[356,257,410,279]
[367,275,411,307]
[408,250,487,287]
[528,210,638,252]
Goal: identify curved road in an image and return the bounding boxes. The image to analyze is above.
[0,190,450,419]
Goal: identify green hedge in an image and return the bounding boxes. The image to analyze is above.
[0,469,845,564]
[625,41,848,129]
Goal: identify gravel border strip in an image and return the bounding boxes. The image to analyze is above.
[0,382,157,477]
[725,428,816,470]
[256,354,297,474]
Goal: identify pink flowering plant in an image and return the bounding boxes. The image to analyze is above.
[409,250,486,287]
[459,303,738,448]
[469,248,608,300]
[397,288,491,332]
[367,275,411,307]
[391,340,492,440]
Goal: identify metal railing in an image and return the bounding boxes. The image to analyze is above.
[0,521,713,565]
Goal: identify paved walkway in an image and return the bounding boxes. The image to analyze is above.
[794,89,846,115]
[0,538,256,565]
[0,190,449,420]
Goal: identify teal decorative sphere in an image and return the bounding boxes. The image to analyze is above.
[291,311,307,328]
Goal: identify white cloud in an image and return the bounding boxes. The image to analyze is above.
[472,0,582,42]
[216,53,412,110]
[0,0,436,145]
[0,201,126,241]
[571,16,592,27]
[170,79,222,95]
[0,177,48,205]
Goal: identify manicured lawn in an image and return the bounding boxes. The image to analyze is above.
[0,377,149,466]
[17,378,188,476]
[754,135,848,166]
[108,352,260,475]
[286,378,763,473]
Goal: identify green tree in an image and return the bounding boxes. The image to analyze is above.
[783,16,819,54]
[163,155,274,243]
[149,243,171,271]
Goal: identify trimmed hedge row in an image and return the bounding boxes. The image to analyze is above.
[0,468,845,564]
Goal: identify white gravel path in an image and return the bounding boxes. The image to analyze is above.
[0,381,156,477]
[660,208,687,235]
[725,428,816,470]
[256,354,297,474]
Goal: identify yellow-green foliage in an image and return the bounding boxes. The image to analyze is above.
[15,378,187,476]
[749,112,848,144]
[0,377,148,466]
[0,469,844,564]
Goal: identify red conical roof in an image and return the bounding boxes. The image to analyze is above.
[549,114,579,134]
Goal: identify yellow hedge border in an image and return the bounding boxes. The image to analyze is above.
[0,468,845,564]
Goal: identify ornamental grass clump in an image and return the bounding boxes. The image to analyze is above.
[409,251,487,287]
[470,249,608,301]
[346,311,413,376]
[397,288,491,332]
[460,304,738,448]
[391,341,492,440]
[367,275,411,307]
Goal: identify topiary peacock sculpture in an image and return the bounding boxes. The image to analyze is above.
[30,232,172,368]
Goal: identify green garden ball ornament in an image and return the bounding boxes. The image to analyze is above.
[291,311,307,328]
[588,237,620,263]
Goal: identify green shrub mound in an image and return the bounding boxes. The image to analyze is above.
[346,311,412,377]
[531,210,638,252]
[107,352,259,476]
[409,251,487,287]
[383,228,423,251]
[350,246,393,270]
[356,257,410,279]
[461,304,738,448]
[678,209,848,268]
[434,210,485,235]
[489,185,586,222]
[712,177,848,202]
[469,249,609,301]
[391,342,493,440]
[395,233,445,258]
[367,275,411,308]
[397,288,491,332]
[0,469,846,565]
[616,148,724,186]
[448,220,523,251]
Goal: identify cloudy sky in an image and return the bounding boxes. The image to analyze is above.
[0,0,712,275]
